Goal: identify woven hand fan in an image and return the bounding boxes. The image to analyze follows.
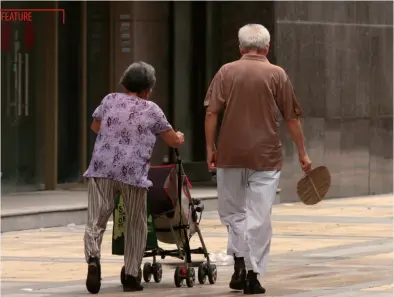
[297,166,331,205]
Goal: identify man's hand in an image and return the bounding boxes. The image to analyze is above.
[176,131,185,145]
[207,148,217,171]
[299,153,312,174]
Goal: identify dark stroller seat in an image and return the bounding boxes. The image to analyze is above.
[148,165,177,219]
[148,165,203,246]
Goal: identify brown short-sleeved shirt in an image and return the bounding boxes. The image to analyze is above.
[204,54,302,171]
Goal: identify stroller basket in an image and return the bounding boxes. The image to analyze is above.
[112,149,217,288]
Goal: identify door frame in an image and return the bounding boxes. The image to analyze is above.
[43,1,59,190]
[79,1,88,183]
[56,0,88,189]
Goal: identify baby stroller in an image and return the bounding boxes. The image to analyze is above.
[112,149,217,288]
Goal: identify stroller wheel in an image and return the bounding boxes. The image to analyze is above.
[143,263,152,283]
[197,263,207,284]
[174,266,184,287]
[186,268,196,288]
[120,266,126,285]
[152,262,163,283]
[207,264,217,284]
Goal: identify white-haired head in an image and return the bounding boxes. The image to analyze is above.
[238,24,270,54]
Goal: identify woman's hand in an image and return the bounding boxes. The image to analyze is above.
[176,131,185,145]
[90,119,101,134]
[160,129,185,148]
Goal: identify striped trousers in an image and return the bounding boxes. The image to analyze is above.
[84,177,147,277]
[216,168,280,275]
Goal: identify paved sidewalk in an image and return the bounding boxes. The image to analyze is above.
[1,187,218,216]
[2,194,393,296]
[1,187,222,232]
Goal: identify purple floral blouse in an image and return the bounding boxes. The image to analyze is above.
[83,93,172,188]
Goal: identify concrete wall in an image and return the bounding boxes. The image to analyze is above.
[275,1,393,199]
[218,2,276,64]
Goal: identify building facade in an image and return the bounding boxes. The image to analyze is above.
[1,1,392,198]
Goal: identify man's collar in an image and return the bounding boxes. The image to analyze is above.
[240,54,268,62]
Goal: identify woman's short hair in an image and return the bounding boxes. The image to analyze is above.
[120,61,156,93]
[238,24,270,51]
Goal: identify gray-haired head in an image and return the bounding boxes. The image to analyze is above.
[120,61,156,93]
[238,24,270,52]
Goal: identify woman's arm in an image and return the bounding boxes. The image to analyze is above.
[160,129,184,148]
[90,95,108,134]
[149,103,184,148]
[91,119,101,134]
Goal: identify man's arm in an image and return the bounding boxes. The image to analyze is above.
[205,111,218,152]
[204,68,225,150]
[286,119,306,157]
[204,68,225,169]
[287,118,311,172]
[274,71,304,151]
[275,71,311,172]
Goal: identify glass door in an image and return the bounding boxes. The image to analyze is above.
[1,2,49,194]
[1,21,20,193]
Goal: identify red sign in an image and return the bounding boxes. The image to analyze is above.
[24,22,34,50]
[1,22,11,52]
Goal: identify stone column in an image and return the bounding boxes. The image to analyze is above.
[173,2,193,161]
[110,2,170,164]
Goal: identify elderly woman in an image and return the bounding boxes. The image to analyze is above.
[83,61,184,294]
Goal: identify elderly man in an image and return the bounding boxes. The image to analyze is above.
[204,24,312,295]
[84,61,184,293]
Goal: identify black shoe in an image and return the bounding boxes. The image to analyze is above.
[244,271,266,295]
[230,255,246,290]
[244,279,266,295]
[230,268,247,290]
[86,257,101,294]
[123,275,144,292]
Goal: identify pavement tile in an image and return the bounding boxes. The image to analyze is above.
[322,196,393,206]
[270,238,366,255]
[332,253,393,267]
[273,222,392,238]
[288,272,387,289]
[362,283,394,292]
[273,206,393,218]
[2,261,135,282]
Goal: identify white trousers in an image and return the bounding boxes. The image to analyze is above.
[217,168,280,275]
